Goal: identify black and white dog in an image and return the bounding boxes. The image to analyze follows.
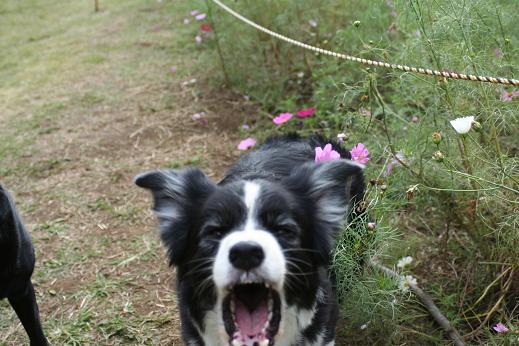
[0,185,49,346]
[135,135,365,346]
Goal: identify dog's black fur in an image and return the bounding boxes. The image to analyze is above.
[136,134,365,345]
[0,185,49,346]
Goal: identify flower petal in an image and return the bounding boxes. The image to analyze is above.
[449,116,474,134]
[315,144,341,162]
[273,112,293,125]
[237,137,257,150]
[296,107,316,118]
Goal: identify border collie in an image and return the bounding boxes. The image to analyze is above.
[135,135,365,346]
[0,185,49,346]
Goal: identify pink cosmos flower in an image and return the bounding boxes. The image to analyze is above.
[350,143,369,164]
[241,124,250,129]
[411,116,418,123]
[385,151,405,176]
[387,22,397,34]
[315,144,341,163]
[296,107,316,118]
[191,112,207,125]
[273,112,293,125]
[190,10,200,16]
[359,107,372,117]
[170,66,177,74]
[195,34,202,44]
[500,88,519,102]
[493,323,509,334]
[195,13,206,21]
[237,137,257,151]
[200,23,212,32]
[367,222,376,230]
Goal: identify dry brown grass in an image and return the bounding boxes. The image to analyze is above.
[0,1,255,344]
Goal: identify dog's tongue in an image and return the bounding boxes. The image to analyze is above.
[235,299,268,337]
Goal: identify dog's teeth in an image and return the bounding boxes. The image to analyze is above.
[259,340,269,346]
[231,340,241,346]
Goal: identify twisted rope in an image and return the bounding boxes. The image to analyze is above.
[211,0,519,87]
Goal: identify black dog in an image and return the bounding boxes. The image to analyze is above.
[136,135,365,346]
[0,185,49,346]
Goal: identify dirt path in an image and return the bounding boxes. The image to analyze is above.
[0,1,252,344]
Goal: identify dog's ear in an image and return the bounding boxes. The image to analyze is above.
[134,168,216,265]
[0,185,17,232]
[283,160,364,264]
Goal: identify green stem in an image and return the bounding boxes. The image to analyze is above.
[459,136,473,176]
[443,169,519,195]
[205,0,231,86]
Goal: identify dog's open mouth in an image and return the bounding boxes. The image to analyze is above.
[222,283,281,346]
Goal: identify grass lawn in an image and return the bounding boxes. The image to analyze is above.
[0,1,246,344]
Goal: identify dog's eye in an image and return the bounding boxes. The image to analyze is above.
[203,225,226,237]
[272,224,298,239]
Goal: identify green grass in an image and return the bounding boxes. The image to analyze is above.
[199,0,519,344]
[0,0,195,345]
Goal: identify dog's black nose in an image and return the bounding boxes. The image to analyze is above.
[229,241,265,271]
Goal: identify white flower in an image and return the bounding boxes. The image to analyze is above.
[396,256,413,269]
[398,275,417,292]
[309,19,318,28]
[450,116,475,134]
[191,112,205,120]
[182,78,197,87]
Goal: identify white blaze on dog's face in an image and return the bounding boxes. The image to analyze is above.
[213,182,286,291]
[211,182,286,346]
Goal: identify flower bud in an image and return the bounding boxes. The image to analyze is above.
[354,20,361,27]
[406,185,418,200]
[431,132,442,145]
[337,132,349,142]
[472,121,482,132]
[360,94,368,102]
[432,151,444,162]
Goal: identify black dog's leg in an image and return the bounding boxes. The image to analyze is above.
[8,281,49,346]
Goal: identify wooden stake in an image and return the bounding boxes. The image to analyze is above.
[370,260,466,346]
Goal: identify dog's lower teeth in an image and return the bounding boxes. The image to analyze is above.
[259,340,269,346]
[231,340,241,346]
